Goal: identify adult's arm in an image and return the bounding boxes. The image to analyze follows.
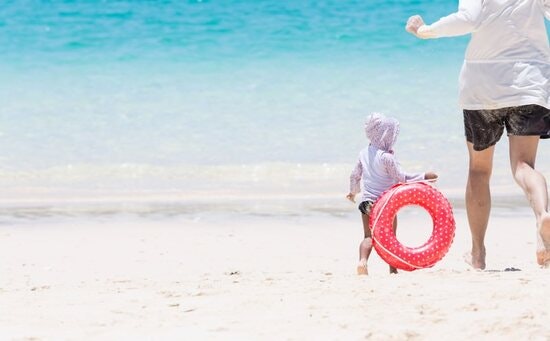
[540,0,550,20]
[416,0,482,39]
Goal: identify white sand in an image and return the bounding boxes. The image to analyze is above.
[0,207,549,340]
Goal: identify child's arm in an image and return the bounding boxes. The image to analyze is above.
[406,0,482,39]
[381,153,425,183]
[347,160,362,203]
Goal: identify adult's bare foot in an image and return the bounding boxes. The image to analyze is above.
[357,259,368,275]
[464,247,486,270]
[536,213,550,268]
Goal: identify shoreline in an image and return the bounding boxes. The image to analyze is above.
[0,186,531,224]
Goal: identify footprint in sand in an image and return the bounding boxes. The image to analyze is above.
[463,303,479,312]
[159,290,181,298]
[30,285,50,291]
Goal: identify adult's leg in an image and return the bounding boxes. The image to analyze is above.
[509,135,550,267]
[465,142,495,270]
[358,213,373,275]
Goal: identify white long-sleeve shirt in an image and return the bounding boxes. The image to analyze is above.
[419,0,550,110]
[349,145,425,203]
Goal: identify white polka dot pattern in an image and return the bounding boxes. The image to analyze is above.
[369,182,456,271]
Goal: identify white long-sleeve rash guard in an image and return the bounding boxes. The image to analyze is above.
[418,0,550,110]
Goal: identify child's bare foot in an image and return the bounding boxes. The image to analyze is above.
[357,259,368,275]
[536,213,550,268]
[464,247,486,270]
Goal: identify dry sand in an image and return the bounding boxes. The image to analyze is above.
[0,206,549,340]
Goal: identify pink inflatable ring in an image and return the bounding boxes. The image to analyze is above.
[370,181,455,271]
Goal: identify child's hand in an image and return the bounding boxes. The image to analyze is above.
[424,171,438,181]
[346,193,356,203]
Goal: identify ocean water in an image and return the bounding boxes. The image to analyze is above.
[1,0,549,216]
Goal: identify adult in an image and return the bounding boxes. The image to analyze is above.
[406,0,550,269]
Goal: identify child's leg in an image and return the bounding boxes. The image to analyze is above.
[357,212,373,275]
[389,217,398,274]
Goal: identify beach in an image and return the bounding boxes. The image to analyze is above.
[1,202,549,340]
[2,0,550,339]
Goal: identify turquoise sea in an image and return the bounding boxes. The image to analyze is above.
[1,0,549,218]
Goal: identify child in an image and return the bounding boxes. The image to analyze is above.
[346,113,437,275]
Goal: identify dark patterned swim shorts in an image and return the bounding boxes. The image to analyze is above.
[358,200,374,215]
[463,104,550,151]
